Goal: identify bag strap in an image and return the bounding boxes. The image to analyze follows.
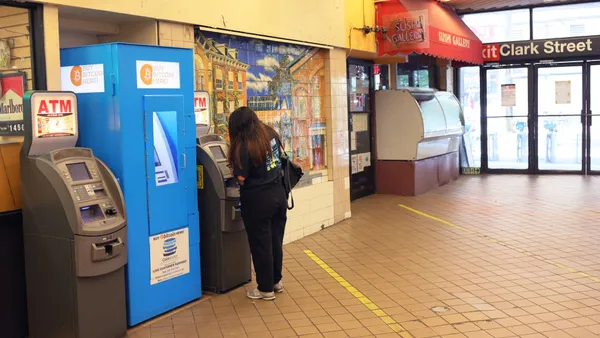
[276,135,295,210]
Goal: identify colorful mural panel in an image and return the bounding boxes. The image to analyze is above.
[194,30,327,173]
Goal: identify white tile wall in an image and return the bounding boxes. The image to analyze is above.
[283,181,334,244]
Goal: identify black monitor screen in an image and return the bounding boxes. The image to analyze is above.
[66,162,92,181]
[209,146,225,160]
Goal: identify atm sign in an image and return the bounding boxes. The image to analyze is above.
[194,91,210,126]
[29,91,77,139]
[37,98,73,115]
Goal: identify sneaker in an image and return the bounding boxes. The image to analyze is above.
[247,289,276,301]
[274,281,284,293]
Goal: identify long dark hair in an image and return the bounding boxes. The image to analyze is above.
[228,107,278,170]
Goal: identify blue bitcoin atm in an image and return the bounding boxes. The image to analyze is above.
[60,43,201,326]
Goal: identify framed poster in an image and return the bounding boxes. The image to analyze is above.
[0,72,25,135]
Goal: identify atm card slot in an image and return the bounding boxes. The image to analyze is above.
[92,188,107,198]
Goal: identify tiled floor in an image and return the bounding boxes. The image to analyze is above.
[128,175,600,338]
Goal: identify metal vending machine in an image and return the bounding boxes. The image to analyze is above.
[60,43,201,326]
[21,91,128,338]
[197,134,251,293]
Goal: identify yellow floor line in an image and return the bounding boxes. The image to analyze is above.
[398,204,600,285]
[303,250,412,337]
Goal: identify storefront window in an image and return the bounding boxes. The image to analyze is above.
[374,64,389,90]
[458,67,481,168]
[462,9,530,43]
[0,5,33,137]
[397,55,431,89]
[533,2,600,39]
[413,70,429,88]
[397,69,410,88]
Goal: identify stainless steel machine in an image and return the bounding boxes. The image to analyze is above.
[196,134,251,293]
[20,91,128,338]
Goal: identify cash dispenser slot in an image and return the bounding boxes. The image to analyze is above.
[91,238,124,262]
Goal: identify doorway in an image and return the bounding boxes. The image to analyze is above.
[481,61,600,174]
[347,59,375,200]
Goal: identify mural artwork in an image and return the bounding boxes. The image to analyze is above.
[194,30,327,173]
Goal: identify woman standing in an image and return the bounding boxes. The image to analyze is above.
[228,107,288,301]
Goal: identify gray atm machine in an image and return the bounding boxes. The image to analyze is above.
[20,91,127,338]
[197,133,251,293]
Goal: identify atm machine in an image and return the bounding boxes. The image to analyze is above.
[61,43,200,326]
[20,91,127,338]
[197,134,251,293]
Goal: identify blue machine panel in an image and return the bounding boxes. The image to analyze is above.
[61,43,201,326]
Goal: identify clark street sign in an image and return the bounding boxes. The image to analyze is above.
[483,36,600,63]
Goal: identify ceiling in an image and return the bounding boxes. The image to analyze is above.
[441,0,597,13]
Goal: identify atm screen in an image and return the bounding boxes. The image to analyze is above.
[66,162,91,181]
[209,146,225,160]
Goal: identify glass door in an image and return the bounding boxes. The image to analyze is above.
[484,67,531,170]
[587,64,600,172]
[535,65,584,172]
[347,60,375,201]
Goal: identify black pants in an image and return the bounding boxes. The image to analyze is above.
[240,182,288,293]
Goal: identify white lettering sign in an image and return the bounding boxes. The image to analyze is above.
[438,31,471,48]
[136,61,181,89]
[61,64,105,93]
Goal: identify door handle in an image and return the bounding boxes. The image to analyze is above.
[182,154,187,168]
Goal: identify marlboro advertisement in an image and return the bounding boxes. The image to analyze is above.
[0,73,25,135]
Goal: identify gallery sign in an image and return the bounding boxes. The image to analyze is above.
[388,10,428,47]
[375,0,483,64]
[483,36,600,63]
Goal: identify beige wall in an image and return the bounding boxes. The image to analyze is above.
[32,0,345,48]
[345,0,377,56]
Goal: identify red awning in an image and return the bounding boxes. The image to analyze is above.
[376,0,483,65]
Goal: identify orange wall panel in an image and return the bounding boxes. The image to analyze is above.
[0,143,21,212]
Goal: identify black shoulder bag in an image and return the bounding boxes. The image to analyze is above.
[277,137,304,210]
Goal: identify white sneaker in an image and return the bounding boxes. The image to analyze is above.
[274,281,284,293]
[247,288,276,300]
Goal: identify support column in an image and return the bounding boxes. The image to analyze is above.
[43,5,61,90]
[324,48,351,223]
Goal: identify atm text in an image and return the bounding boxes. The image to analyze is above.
[38,99,73,114]
[194,97,206,108]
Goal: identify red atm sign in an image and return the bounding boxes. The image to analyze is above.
[37,99,72,114]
